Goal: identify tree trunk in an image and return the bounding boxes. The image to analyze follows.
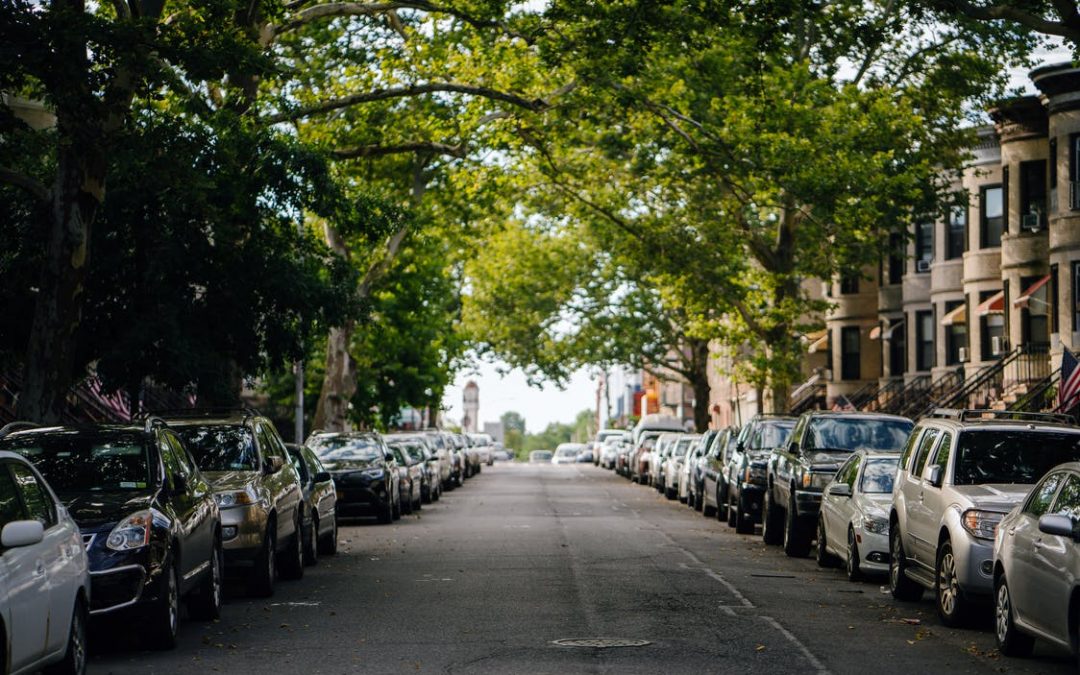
[687,338,712,432]
[312,322,356,432]
[770,381,791,414]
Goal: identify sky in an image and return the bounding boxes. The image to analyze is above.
[442,359,598,434]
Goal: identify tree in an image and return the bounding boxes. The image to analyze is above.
[500,411,526,435]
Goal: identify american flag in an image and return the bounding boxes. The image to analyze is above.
[1059,348,1080,413]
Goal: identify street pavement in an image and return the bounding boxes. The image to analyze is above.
[90,463,1076,674]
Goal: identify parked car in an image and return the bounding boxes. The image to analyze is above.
[628,433,660,483]
[529,450,553,463]
[889,409,1080,627]
[492,448,513,462]
[415,431,452,490]
[428,430,464,487]
[669,434,700,502]
[0,442,90,674]
[594,430,624,467]
[631,413,686,446]
[284,443,338,564]
[575,448,594,463]
[467,433,496,466]
[994,461,1080,659]
[818,450,900,580]
[630,414,685,482]
[386,434,442,503]
[701,427,738,519]
[308,431,401,524]
[687,430,717,510]
[388,442,423,514]
[163,408,304,597]
[2,419,223,649]
[552,443,584,465]
[650,433,681,490]
[725,415,796,534]
[765,411,912,557]
[453,433,481,478]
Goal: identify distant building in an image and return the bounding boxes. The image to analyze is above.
[483,421,504,444]
[462,380,479,433]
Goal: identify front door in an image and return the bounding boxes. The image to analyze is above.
[0,462,49,671]
[1029,473,1080,642]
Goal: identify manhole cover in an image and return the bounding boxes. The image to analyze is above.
[552,638,651,648]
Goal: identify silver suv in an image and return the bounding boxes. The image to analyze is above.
[889,409,1080,626]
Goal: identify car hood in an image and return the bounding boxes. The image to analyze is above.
[203,470,260,492]
[951,483,1033,511]
[320,458,379,472]
[856,493,892,518]
[58,491,155,527]
[806,450,854,470]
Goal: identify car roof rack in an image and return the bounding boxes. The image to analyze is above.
[0,421,39,438]
[139,406,262,420]
[927,408,1074,424]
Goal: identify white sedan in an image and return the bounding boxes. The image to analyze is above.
[817,450,898,580]
[551,444,585,465]
[0,448,90,674]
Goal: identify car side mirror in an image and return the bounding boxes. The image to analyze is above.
[926,465,943,488]
[1038,513,1080,540]
[1,520,44,548]
[264,456,284,475]
[826,483,851,498]
[314,471,332,483]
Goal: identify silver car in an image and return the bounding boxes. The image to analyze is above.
[994,461,1080,659]
[889,409,1080,626]
[819,450,899,580]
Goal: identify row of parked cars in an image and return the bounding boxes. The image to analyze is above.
[0,409,496,674]
[599,408,1080,664]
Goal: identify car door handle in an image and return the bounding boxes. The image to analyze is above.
[1007,527,1016,536]
[34,561,45,576]
[1033,538,1044,549]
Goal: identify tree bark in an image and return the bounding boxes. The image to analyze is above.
[312,322,357,431]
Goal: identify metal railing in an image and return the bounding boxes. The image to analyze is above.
[790,381,826,415]
[861,377,906,412]
[880,375,931,415]
[899,368,964,419]
[1008,371,1059,414]
[912,346,1026,419]
[1002,342,1051,392]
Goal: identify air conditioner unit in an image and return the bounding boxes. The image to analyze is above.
[916,259,931,273]
[1021,213,1042,231]
[958,347,968,362]
[991,336,1005,356]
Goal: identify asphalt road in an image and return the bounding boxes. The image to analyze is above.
[89,463,1076,674]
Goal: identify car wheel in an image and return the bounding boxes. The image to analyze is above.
[734,495,754,535]
[995,573,1035,656]
[936,540,968,626]
[43,597,87,675]
[782,494,811,557]
[279,513,305,581]
[318,513,338,555]
[665,486,677,500]
[703,489,717,518]
[392,492,402,520]
[251,526,276,597]
[188,537,223,620]
[889,525,923,602]
[726,491,737,526]
[414,493,422,512]
[401,492,413,515]
[762,489,783,545]
[148,558,180,650]
[816,516,839,568]
[303,514,318,566]
[845,528,862,582]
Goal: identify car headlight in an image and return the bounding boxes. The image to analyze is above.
[863,516,888,534]
[803,471,834,490]
[361,468,386,480]
[106,510,152,551]
[962,509,1004,540]
[215,488,257,508]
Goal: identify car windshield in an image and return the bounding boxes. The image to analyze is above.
[804,418,912,452]
[860,458,899,494]
[4,431,152,491]
[176,425,258,471]
[531,451,552,460]
[389,445,408,465]
[954,430,1080,485]
[555,448,578,457]
[748,421,795,450]
[309,435,383,461]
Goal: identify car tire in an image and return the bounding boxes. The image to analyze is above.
[44,597,87,675]
[402,492,413,515]
[734,496,754,535]
[995,573,1035,657]
[377,500,393,524]
[726,491,737,526]
[845,528,862,582]
[302,514,318,566]
[815,516,839,568]
[889,525,923,602]
[279,513,305,581]
[392,494,402,520]
[762,489,783,545]
[936,540,969,627]
[703,490,717,518]
[148,559,180,650]
[188,538,223,620]
[318,513,338,555]
[665,486,677,500]
[251,526,276,597]
[782,494,812,557]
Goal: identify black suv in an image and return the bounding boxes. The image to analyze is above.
[724,415,796,534]
[764,411,913,557]
[0,420,223,649]
[308,431,401,523]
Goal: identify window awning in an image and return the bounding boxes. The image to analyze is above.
[976,290,1005,316]
[941,304,967,326]
[1012,274,1051,309]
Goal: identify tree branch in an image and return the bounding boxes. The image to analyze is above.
[332,141,467,159]
[0,166,48,202]
[934,0,1080,42]
[264,81,568,124]
[358,226,410,299]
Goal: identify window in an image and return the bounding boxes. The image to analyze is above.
[1019,160,1047,232]
[1052,264,1060,334]
[1071,134,1080,210]
[1026,472,1064,517]
[840,273,859,295]
[926,432,952,481]
[944,300,967,366]
[1021,274,1049,347]
[979,290,1004,361]
[889,318,906,376]
[836,455,860,488]
[916,310,934,371]
[947,205,966,259]
[912,428,940,477]
[10,464,55,528]
[981,185,1004,248]
[915,221,933,270]
[0,465,26,530]
[887,232,904,284]
[899,428,922,472]
[1052,474,1080,519]
[840,326,861,380]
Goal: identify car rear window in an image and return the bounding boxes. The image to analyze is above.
[954,429,1080,486]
